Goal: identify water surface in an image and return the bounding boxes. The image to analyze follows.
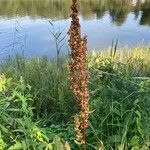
[0,0,150,58]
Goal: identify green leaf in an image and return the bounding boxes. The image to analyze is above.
[8,108,20,112]
[108,135,121,143]
[129,135,139,146]
[46,143,53,150]
[112,108,121,116]
[8,142,22,150]
[0,124,9,133]
[131,145,140,150]
[134,99,139,105]
[135,110,141,119]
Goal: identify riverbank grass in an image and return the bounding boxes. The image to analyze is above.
[0,46,150,149]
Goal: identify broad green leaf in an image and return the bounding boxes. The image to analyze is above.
[0,124,9,133]
[8,142,22,150]
[129,135,139,146]
[131,145,140,150]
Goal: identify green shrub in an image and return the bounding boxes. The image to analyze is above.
[0,75,73,150]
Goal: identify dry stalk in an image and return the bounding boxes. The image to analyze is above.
[68,0,89,149]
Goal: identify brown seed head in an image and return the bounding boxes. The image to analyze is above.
[68,0,90,145]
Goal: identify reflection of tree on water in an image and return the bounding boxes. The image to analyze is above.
[108,0,131,26]
[0,0,149,26]
[140,9,150,25]
[109,10,128,26]
[80,0,106,19]
[93,8,105,20]
[138,0,150,25]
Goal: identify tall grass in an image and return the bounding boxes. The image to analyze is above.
[0,55,77,123]
[88,46,150,149]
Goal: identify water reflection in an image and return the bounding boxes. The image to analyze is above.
[0,0,150,58]
[0,0,150,26]
[140,9,150,25]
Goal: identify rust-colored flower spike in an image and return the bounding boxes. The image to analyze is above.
[68,0,89,149]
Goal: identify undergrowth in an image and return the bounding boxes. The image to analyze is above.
[0,46,150,149]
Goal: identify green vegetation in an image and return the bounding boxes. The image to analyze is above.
[0,46,150,149]
[0,74,71,150]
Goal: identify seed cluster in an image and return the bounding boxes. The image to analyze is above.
[68,0,89,145]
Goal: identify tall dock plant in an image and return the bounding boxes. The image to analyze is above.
[68,0,89,149]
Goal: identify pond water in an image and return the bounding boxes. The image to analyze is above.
[0,0,150,58]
